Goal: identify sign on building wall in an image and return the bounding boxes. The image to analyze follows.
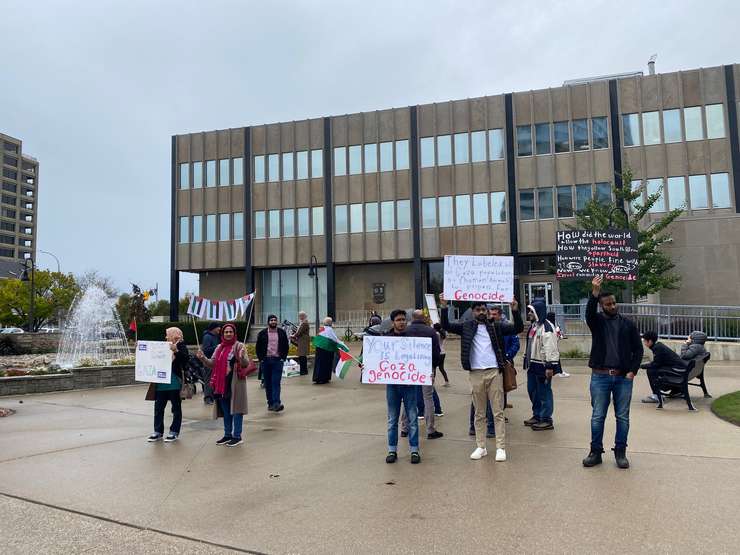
[372,283,386,304]
[443,255,514,302]
[135,341,172,384]
[555,229,638,281]
[361,336,432,385]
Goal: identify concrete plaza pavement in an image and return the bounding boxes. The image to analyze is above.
[1,344,740,554]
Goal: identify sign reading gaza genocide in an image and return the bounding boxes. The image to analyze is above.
[443,255,515,303]
[361,336,433,385]
[134,341,173,384]
[555,229,639,281]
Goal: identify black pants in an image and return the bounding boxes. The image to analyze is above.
[298,355,308,375]
[154,389,182,435]
[437,353,449,382]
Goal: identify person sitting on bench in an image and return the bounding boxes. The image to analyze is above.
[640,330,687,405]
[680,331,708,363]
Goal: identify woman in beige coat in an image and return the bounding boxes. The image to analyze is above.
[197,323,249,446]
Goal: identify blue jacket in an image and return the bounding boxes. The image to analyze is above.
[501,320,520,361]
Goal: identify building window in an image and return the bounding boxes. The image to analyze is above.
[219,214,230,241]
[572,119,589,150]
[268,154,279,182]
[422,198,436,228]
[297,208,309,236]
[254,156,265,183]
[646,178,665,212]
[684,106,704,141]
[364,144,377,173]
[557,185,573,218]
[537,188,554,219]
[23,226,32,234]
[206,214,216,241]
[0,234,14,245]
[454,195,471,226]
[472,192,488,224]
[193,162,203,188]
[179,163,189,189]
[2,182,16,193]
[192,215,203,242]
[710,173,731,208]
[0,247,13,257]
[516,125,532,156]
[2,168,17,180]
[296,151,308,180]
[454,132,469,164]
[282,152,294,181]
[688,175,708,209]
[0,221,14,232]
[381,201,395,231]
[205,161,216,187]
[350,203,363,233]
[519,190,535,220]
[268,210,280,238]
[420,137,435,168]
[335,205,348,234]
[535,123,551,155]
[311,149,323,178]
[706,104,725,139]
[397,200,411,230]
[219,159,230,186]
[489,129,504,160]
[259,267,326,325]
[254,212,265,239]
[379,142,393,172]
[663,109,682,143]
[233,213,244,240]
[1,195,15,206]
[623,114,641,146]
[179,217,189,243]
[233,158,243,185]
[334,147,347,176]
[439,196,453,227]
[667,177,686,210]
[592,117,609,149]
[575,184,592,211]
[642,111,661,145]
[471,131,486,163]
[490,191,507,223]
[349,145,362,175]
[437,135,452,166]
[553,121,570,153]
[365,202,379,232]
[1,208,16,218]
[395,140,409,170]
[312,206,324,235]
[283,209,295,237]
[595,182,612,204]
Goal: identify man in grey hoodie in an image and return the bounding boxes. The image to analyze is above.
[681,331,708,362]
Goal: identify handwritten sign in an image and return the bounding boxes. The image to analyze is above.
[361,336,432,385]
[424,294,440,325]
[135,341,172,384]
[443,255,514,303]
[556,229,638,281]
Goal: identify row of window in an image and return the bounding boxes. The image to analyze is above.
[255,149,324,183]
[255,207,325,238]
[419,192,508,228]
[3,142,18,154]
[631,173,732,212]
[179,213,245,244]
[334,201,411,234]
[179,157,245,189]
[1,194,33,209]
[0,233,32,247]
[623,104,725,146]
[0,221,32,234]
[519,183,613,221]
[517,117,609,157]
[333,140,410,177]
[3,180,38,197]
[0,207,33,221]
[420,130,504,168]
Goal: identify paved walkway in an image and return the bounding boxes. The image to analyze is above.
[1,347,739,554]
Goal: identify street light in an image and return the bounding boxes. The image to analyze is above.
[19,258,35,332]
[307,255,320,334]
[39,250,61,273]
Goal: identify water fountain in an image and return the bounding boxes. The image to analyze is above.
[56,285,131,368]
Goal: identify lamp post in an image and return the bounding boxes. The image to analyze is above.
[20,258,35,332]
[307,255,320,334]
[39,250,61,273]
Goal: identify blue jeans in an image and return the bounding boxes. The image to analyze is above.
[218,397,243,439]
[590,373,634,451]
[261,357,283,408]
[387,384,419,452]
[528,372,554,423]
[469,401,494,435]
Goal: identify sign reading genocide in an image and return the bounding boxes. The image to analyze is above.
[361,336,433,385]
[134,341,173,384]
[556,229,638,281]
[443,255,514,302]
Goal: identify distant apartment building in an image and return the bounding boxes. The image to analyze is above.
[169,62,740,322]
[1,133,38,263]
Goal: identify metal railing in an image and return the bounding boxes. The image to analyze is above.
[551,303,740,342]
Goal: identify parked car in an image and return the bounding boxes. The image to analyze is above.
[39,326,60,333]
[0,327,24,334]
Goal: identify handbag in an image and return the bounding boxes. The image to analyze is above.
[240,359,258,379]
[179,371,195,400]
[490,322,518,392]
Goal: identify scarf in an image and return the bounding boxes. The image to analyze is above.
[319,325,339,343]
[211,323,237,395]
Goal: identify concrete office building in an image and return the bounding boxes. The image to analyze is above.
[1,133,38,263]
[170,62,740,323]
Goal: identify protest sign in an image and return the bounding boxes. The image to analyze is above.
[443,255,514,302]
[424,294,440,324]
[556,229,638,281]
[135,341,172,384]
[361,336,432,385]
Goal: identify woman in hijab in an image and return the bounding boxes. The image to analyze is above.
[313,317,339,384]
[197,323,249,446]
[146,327,189,443]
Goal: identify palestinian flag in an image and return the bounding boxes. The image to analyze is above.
[335,349,356,379]
[186,296,206,317]
[311,331,348,353]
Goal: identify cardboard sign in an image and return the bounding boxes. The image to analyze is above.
[135,341,173,384]
[443,255,514,303]
[556,229,638,281]
[361,336,432,385]
[424,294,440,325]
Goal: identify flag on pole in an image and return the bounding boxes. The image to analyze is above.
[236,293,255,318]
[222,300,238,321]
[311,327,349,353]
[334,349,357,379]
[187,296,206,317]
[129,320,137,333]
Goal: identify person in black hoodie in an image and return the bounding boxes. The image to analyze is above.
[256,315,289,412]
[640,330,687,406]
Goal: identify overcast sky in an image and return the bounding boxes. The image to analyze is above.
[1,0,737,299]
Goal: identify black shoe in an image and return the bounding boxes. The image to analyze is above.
[275,404,284,412]
[468,429,475,436]
[410,452,421,464]
[267,405,276,411]
[613,447,630,469]
[216,436,232,445]
[427,431,444,439]
[523,417,539,427]
[385,451,397,464]
[227,438,244,447]
[583,449,603,467]
[164,434,178,443]
[147,433,162,442]
[486,432,496,438]
[401,431,408,438]
[531,421,554,431]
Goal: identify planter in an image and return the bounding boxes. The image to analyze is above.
[72,365,136,390]
[0,365,135,396]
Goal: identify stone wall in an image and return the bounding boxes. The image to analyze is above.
[3,333,61,354]
[0,365,134,397]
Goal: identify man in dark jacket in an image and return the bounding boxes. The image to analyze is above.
[200,322,221,404]
[640,330,687,405]
[583,276,643,470]
[256,314,289,412]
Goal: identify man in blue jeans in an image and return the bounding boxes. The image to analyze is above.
[583,276,643,469]
[256,314,289,412]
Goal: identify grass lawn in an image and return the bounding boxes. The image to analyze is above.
[711,391,740,426]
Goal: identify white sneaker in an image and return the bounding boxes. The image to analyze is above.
[557,372,570,378]
[470,447,488,460]
[495,448,507,462]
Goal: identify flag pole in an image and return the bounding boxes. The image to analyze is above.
[243,297,255,344]
[191,315,200,350]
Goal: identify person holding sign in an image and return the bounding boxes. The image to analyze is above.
[440,297,523,462]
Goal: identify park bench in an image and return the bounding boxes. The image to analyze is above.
[655,353,711,411]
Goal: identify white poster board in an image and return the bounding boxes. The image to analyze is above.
[135,341,173,384]
[424,294,440,325]
[443,255,514,303]
[361,336,432,385]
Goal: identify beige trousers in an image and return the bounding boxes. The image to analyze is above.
[469,368,505,449]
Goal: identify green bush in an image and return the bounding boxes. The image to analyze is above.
[136,321,251,344]
[561,348,589,359]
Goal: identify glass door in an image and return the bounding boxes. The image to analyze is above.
[524,282,553,306]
